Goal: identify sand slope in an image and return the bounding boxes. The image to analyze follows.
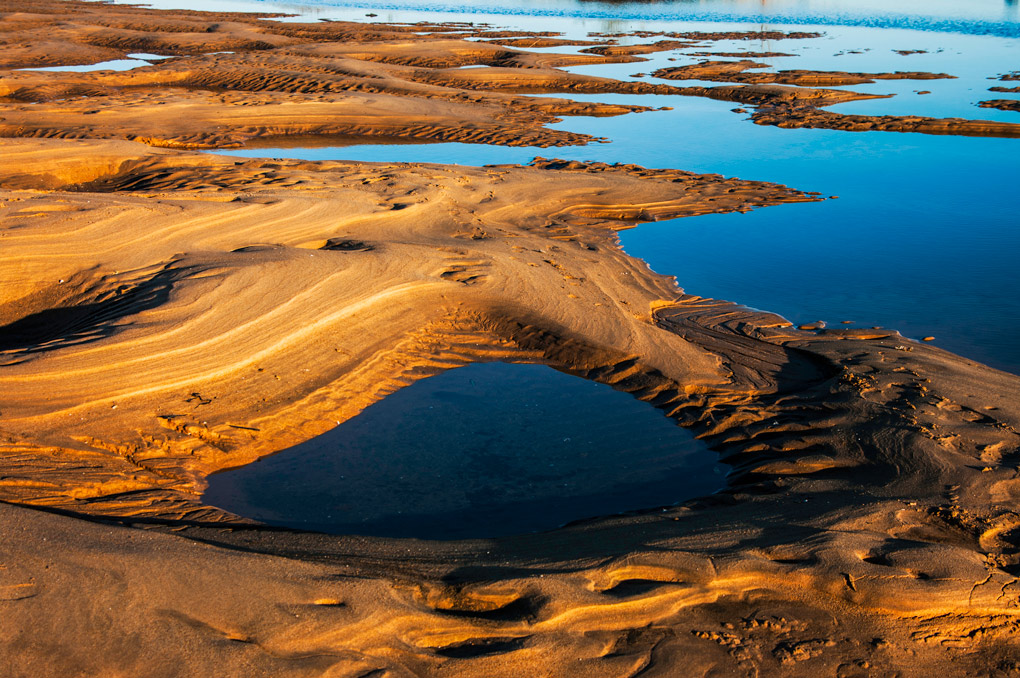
[0,138,815,514]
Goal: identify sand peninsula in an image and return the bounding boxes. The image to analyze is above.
[2,1,1020,675]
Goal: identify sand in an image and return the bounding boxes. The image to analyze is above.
[979,99,1020,113]
[652,59,955,86]
[3,1,1020,676]
[652,60,1020,138]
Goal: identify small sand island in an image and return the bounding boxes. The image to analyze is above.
[3,1,1020,676]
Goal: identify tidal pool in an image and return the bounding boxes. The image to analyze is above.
[204,362,722,539]
[18,53,172,72]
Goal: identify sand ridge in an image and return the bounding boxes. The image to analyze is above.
[979,99,1020,113]
[0,139,819,516]
[651,59,955,86]
[652,59,1020,138]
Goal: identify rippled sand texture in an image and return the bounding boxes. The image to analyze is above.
[3,1,1020,676]
[4,1,1020,148]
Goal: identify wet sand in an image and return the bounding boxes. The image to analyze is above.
[979,99,1020,113]
[3,1,1020,676]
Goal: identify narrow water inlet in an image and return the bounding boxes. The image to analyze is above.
[203,362,724,540]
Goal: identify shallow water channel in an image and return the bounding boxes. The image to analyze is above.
[204,362,720,539]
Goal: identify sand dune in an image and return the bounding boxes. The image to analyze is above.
[0,139,816,517]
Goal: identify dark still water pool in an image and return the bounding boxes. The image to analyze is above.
[203,362,722,539]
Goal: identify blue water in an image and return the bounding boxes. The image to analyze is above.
[17,54,172,72]
[204,362,721,539]
[132,0,1020,38]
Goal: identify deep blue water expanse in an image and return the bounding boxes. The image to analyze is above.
[158,0,1020,537]
[204,363,720,539]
